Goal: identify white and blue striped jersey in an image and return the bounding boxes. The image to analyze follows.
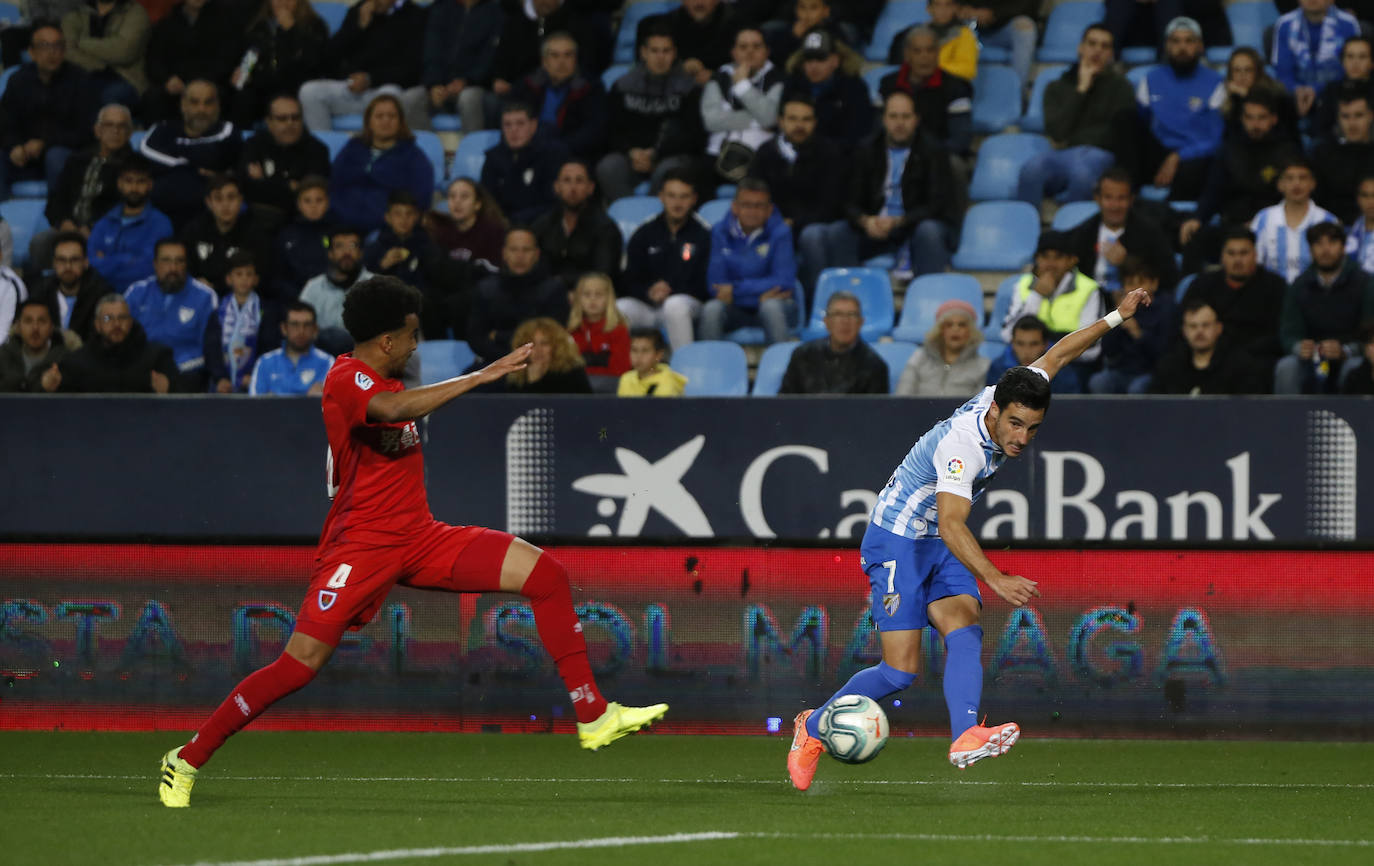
[1249,201,1337,284]
[1348,218,1374,275]
[869,367,1049,539]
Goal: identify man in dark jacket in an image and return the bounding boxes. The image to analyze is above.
[798,90,961,290]
[785,30,873,148]
[511,33,609,161]
[0,22,90,200]
[779,290,888,394]
[179,174,275,293]
[1312,35,1373,146]
[466,227,570,362]
[1151,297,1269,395]
[489,0,612,95]
[32,103,132,270]
[1274,222,1374,393]
[140,0,240,122]
[237,95,331,219]
[597,24,704,202]
[55,294,181,393]
[140,79,241,227]
[749,94,846,239]
[1016,24,1134,207]
[648,0,740,87]
[422,0,503,132]
[618,173,711,350]
[1181,227,1288,365]
[29,231,111,341]
[530,160,622,289]
[481,102,569,224]
[0,297,78,393]
[298,0,428,131]
[1064,167,1177,294]
[1313,93,1374,225]
[878,27,973,157]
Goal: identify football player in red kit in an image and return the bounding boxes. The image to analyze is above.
[159,276,668,808]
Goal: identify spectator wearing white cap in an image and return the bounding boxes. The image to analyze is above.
[1135,17,1225,201]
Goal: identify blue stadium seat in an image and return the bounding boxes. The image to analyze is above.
[862,65,897,106]
[414,130,448,190]
[0,65,16,101]
[750,341,799,396]
[872,341,917,392]
[1038,2,1105,63]
[950,201,1040,271]
[417,340,477,384]
[801,267,895,341]
[674,340,750,396]
[893,273,985,343]
[450,130,501,180]
[332,113,363,131]
[867,1,929,61]
[614,1,678,64]
[989,273,1023,333]
[696,197,731,227]
[0,199,50,269]
[715,184,737,199]
[978,339,1007,361]
[311,1,348,35]
[1120,47,1158,65]
[1174,272,1197,303]
[10,181,48,199]
[971,66,1022,134]
[1126,64,1157,88]
[315,130,351,162]
[0,2,19,23]
[607,195,663,243]
[968,133,1051,202]
[602,64,630,90]
[1052,201,1100,231]
[129,130,147,152]
[1227,1,1278,52]
[431,114,463,132]
[1020,64,1067,133]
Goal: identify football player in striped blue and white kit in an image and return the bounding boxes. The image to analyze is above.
[788,287,1153,790]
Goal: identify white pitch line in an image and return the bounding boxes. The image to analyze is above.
[774,831,1374,848]
[5,772,1373,790]
[161,832,741,866]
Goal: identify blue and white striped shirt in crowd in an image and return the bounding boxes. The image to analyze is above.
[869,368,1050,540]
[1249,201,1338,284]
[1348,218,1374,275]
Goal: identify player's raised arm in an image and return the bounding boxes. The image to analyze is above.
[936,491,1039,607]
[366,344,533,423]
[1030,287,1152,381]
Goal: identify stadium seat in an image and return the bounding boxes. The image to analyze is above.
[979,339,1007,362]
[614,1,677,64]
[1037,2,1105,63]
[971,66,1022,134]
[315,130,351,162]
[0,199,50,269]
[602,64,630,90]
[1051,201,1100,231]
[872,340,917,392]
[867,0,929,61]
[129,130,147,152]
[1174,272,1197,303]
[893,273,985,343]
[801,267,895,342]
[311,1,348,34]
[989,273,1022,333]
[0,2,19,23]
[1125,64,1156,88]
[332,113,364,131]
[715,183,737,199]
[414,131,448,190]
[1020,64,1067,133]
[417,340,477,385]
[10,181,48,199]
[750,341,799,396]
[0,65,16,101]
[607,195,663,242]
[431,114,463,132]
[674,340,750,396]
[1227,1,1278,52]
[696,198,731,227]
[450,130,500,180]
[968,133,1051,202]
[950,201,1040,271]
[1120,46,1158,65]
[862,65,897,105]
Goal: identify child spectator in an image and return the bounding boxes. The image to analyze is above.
[364,189,438,294]
[272,175,335,299]
[1348,175,1374,275]
[568,272,630,378]
[204,252,281,393]
[180,174,274,293]
[1250,157,1339,284]
[1088,257,1174,394]
[618,327,686,396]
[505,317,593,394]
[426,177,507,273]
[924,0,978,81]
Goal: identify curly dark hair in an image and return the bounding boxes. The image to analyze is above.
[993,366,1052,413]
[342,276,423,344]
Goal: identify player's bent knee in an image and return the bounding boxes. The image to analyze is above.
[284,631,335,671]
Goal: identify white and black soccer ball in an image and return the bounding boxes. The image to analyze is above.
[817,694,889,764]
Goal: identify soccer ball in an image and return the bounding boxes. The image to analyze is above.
[817,694,889,764]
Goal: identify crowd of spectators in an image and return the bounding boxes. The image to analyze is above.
[1,0,1373,396]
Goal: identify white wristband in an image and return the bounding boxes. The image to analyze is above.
[1103,310,1124,329]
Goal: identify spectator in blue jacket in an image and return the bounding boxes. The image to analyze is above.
[123,237,219,389]
[328,93,435,235]
[1270,0,1361,118]
[139,79,242,227]
[510,32,609,161]
[423,0,503,133]
[699,177,798,345]
[481,102,569,225]
[248,300,334,395]
[88,157,175,294]
[1136,17,1225,201]
[1088,257,1174,394]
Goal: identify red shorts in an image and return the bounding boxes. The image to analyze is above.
[295,521,514,646]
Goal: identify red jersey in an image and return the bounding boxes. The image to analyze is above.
[318,355,431,548]
[572,317,631,376]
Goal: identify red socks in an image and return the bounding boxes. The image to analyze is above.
[179,652,317,768]
[522,555,608,724]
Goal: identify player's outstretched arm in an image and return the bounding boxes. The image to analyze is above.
[936,492,1040,607]
[367,344,533,423]
[1030,287,1152,381]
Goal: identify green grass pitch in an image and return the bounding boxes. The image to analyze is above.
[3,732,1372,865]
